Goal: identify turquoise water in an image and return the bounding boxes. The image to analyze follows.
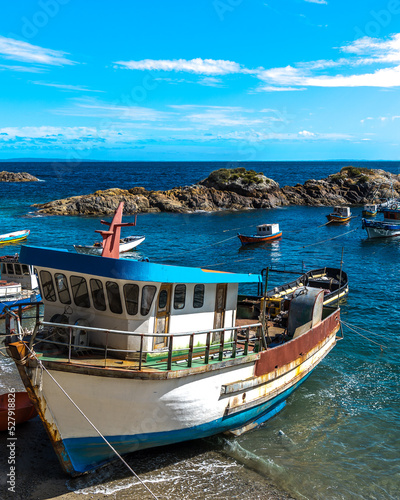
[0,161,399,499]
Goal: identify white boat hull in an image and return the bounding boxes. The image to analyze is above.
[74,236,145,255]
[12,319,338,475]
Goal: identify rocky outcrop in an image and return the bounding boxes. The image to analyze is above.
[0,171,39,182]
[32,166,400,216]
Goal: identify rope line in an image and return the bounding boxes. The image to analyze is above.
[302,228,358,248]
[340,320,384,352]
[24,344,159,500]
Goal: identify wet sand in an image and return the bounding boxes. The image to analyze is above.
[0,361,295,500]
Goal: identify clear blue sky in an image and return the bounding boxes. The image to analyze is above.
[0,0,399,161]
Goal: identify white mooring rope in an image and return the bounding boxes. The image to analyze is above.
[24,345,159,499]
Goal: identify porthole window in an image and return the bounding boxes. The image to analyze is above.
[141,285,157,316]
[106,281,123,314]
[70,275,90,308]
[55,273,71,304]
[40,270,56,302]
[90,279,106,311]
[174,284,186,310]
[124,284,139,315]
[193,284,205,308]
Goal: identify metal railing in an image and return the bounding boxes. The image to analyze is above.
[4,302,264,371]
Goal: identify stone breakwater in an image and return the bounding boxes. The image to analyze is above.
[32,167,400,216]
[0,171,39,182]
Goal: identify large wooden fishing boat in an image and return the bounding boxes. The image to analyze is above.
[6,203,342,476]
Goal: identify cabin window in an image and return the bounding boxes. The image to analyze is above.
[40,270,56,302]
[22,265,29,275]
[90,279,106,311]
[158,289,168,309]
[70,275,90,308]
[141,285,157,316]
[14,264,22,276]
[174,284,186,310]
[193,284,205,308]
[55,273,71,305]
[1,263,5,274]
[124,284,139,315]
[6,263,14,274]
[106,281,123,314]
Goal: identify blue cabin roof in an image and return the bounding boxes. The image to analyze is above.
[20,246,261,284]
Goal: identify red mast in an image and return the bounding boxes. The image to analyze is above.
[94,202,137,259]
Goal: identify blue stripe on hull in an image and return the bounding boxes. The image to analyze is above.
[62,371,313,474]
[0,294,41,315]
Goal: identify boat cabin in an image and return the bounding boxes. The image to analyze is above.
[256,224,280,236]
[332,207,351,217]
[20,246,260,359]
[0,255,38,291]
[364,204,377,212]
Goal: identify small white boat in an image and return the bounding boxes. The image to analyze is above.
[326,207,352,223]
[0,230,30,245]
[362,204,377,217]
[74,235,145,255]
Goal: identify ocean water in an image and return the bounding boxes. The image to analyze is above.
[0,161,399,500]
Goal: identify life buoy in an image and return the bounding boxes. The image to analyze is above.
[391,203,398,210]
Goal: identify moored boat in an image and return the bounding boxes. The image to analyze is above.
[74,235,145,255]
[238,223,282,245]
[0,392,38,431]
[0,254,41,315]
[326,207,352,223]
[5,203,342,476]
[0,230,30,245]
[362,218,400,239]
[362,204,377,217]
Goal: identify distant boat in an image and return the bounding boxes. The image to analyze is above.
[362,219,400,239]
[362,204,377,217]
[0,254,41,315]
[382,203,400,222]
[74,235,145,255]
[0,230,30,245]
[326,207,352,223]
[238,223,282,245]
[0,392,37,431]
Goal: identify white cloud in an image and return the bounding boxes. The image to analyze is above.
[114,57,243,75]
[0,35,75,67]
[31,81,104,92]
[304,0,328,4]
[298,130,315,137]
[54,98,171,121]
